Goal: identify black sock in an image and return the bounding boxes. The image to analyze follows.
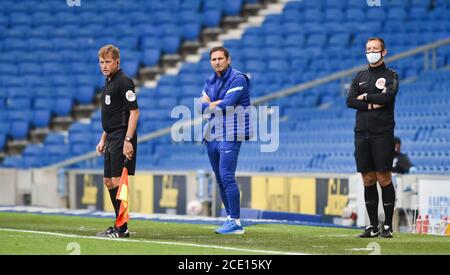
[119,223,128,232]
[364,184,379,229]
[108,187,128,231]
[108,186,119,218]
[381,182,396,227]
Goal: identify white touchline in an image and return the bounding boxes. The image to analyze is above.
[0,228,308,255]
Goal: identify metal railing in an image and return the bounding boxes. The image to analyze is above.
[48,37,450,169]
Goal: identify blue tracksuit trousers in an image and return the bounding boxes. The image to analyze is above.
[205,140,242,219]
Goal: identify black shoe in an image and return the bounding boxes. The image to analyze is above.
[96,226,115,237]
[357,226,380,238]
[380,225,394,238]
[96,226,129,238]
[107,227,129,238]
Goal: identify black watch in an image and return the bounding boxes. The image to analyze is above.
[125,136,132,142]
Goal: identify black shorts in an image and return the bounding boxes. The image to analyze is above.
[354,136,394,173]
[104,128,137,178]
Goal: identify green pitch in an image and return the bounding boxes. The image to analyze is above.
[0,212,448,255]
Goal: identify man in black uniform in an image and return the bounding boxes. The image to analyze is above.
[392,137,414,174]
[346,38,398,238]
[95,45,139,238]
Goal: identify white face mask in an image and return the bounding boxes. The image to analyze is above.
[366,51,383,64]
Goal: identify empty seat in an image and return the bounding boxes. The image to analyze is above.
[31,110,52,128]
[0,134,6,151]
[203,10,222,27]
[9,121,29,140]
[53,98,73,116]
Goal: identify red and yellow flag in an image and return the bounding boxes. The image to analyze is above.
[115,166,129,227]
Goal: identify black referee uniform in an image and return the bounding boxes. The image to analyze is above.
[101,69,138,177]
[347,63,399,173]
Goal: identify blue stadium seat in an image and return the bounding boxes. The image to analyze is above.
[303,0,324,9]
[346,0,367,8]
[306,34,327,47]
[162,36,181,54]
[46,144,70,157]
[44,133,66,145]
[182,23,202,41]
[204,0,223,11]
[23,144,45,157]
[7,98,32,110]
[0,63,18,75]
[76,74,97,86]
[71,143,91,155]
[76,86,95,104]
[410,0,430,8]
[304,9,323,22]
[43,62,63,75]
[2,156,23,168]
[387,7,408,21]
[264,34,284,47]
[282,9,302,23]
[268,60,290,72]
[31,110,52,128]
[121,61,139,76]
[19,63,42,76]
[53,98,73,116]
[325,9,344,22]
[9,12,33,26]
[1,0,448,172]
[409,7,428,20]
[9,121,29,140]
[141,37,163,52]
[329,33,350,47]
[203,10,222,27]
[181,0,202,11]
[366,8,386,21]
[0,134,6,151]
[223,0,242,16]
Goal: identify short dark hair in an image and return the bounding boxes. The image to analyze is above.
[394,137,401,145]
[367,37,386,50]
[210,46,230,58]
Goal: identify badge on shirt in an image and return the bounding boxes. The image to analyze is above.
[105,95,111,105]
[375,78,386,90]
[125,90,136,102]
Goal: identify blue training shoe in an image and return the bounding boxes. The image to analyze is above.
[215,219,245,235]
[214,219,232,234]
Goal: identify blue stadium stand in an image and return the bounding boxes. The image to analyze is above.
[0,0,248,167]
[1,0,450,176]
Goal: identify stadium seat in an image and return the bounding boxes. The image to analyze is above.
[53,98,73,116]
[180,0,202,11]
[0,134,6,151]
[31,110,52,128]
[203,10,222,27]
[9,121,29,140]
[2,0,450,174]
[182,23,202,41]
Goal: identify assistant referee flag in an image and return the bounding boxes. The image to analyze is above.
[115,166,129,227]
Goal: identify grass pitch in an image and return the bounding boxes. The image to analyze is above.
[0,212,448,255]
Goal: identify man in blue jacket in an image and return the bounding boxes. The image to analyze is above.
[199,46,251,234]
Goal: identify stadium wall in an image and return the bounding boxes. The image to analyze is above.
[1,168,449,232]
